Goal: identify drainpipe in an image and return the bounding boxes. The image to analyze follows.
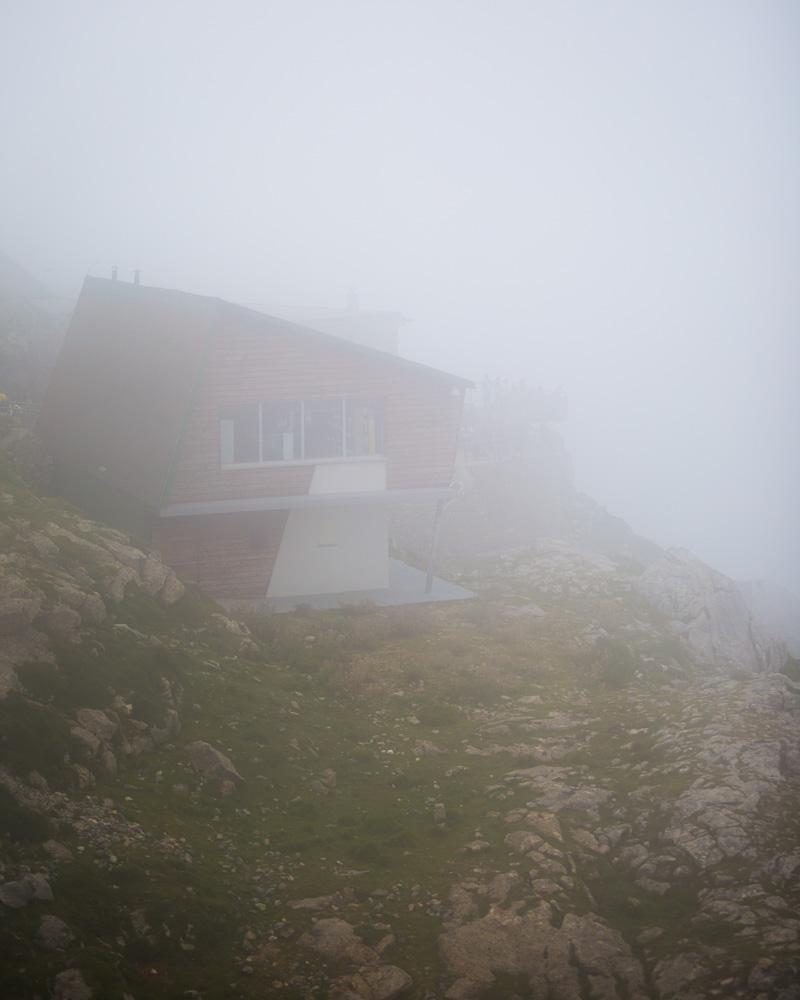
[425,497,446,594]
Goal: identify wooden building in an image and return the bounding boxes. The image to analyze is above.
[39,277,470,603]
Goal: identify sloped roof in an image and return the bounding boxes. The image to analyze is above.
[38,277,471,511]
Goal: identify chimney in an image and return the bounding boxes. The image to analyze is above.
[133,269,141,286]
[111,265,118,281]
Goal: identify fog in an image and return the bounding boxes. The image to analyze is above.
[2,0,798,591]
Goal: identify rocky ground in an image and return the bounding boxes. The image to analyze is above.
[1,453,799,999]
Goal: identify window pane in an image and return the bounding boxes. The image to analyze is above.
[220,403,259,463]
[261,401,301,461]
[304,399,343,459]
[346,399,383,456]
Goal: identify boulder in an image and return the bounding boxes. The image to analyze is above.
[160,571,185,605]
[0,873,53,908]
[439,903,648,999]
[106,566,139,601]
[37,914,74,950]
[299,917,379,965]
[75,708,118,744]
[70,726,101,757]
[332,964,413,1000]
[140,557,169,596]
[52,968,93,1000]
[186,740,243,786]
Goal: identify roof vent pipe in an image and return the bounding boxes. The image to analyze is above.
[111,265,118,281]
[133,269,141,286]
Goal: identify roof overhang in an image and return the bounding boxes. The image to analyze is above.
[159,486,456,518]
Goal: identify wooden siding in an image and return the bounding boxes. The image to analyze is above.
[168,312,465,504]
[151,510,288,600]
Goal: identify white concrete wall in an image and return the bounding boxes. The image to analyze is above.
[266,502,389,598]
[309,459,386,495]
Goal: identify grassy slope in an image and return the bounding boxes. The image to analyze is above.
[1,454,796,998]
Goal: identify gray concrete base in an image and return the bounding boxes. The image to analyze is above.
[231,558,475,614]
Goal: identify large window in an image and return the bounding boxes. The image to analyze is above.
[220,398,383,466]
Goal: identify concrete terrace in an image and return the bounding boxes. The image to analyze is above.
[223,558,475,614]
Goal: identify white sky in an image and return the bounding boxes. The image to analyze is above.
[2,0,798,590]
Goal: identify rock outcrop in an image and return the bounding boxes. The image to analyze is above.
[636,548,787,672]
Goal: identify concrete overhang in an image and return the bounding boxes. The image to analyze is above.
[159,486,457,518]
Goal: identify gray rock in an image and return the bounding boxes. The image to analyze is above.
[107,565,139,601]
[75,708,118,744]
[653,952,707,997]
[140,557,169,595]
[0,575,43,634]
[0,873,53,908]
[439,902,648,999]
[37,914,74,950]
[79,592,106,624]
[332,964,413,1000]
[636,549,787,672]
[30,531,59,559]
[70,725,101,756]
[0,878,34,908]
[40,604,82,637]
[288,888,355,910]
[299,917,379,965]
[103,539,146,569]
[186,740,243,786]
[504,830,543,855]
[52,968,93,1000]
[160,571,185,605]
[43,840,74,863]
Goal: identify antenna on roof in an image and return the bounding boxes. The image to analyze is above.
[111,265,118,281]
[133,269,141,286]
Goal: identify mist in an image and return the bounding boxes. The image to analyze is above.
[2,0,798,591]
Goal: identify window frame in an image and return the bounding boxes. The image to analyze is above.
[219,397,385,469]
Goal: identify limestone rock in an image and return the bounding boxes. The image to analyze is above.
[140,557,169,595]
[37,914,74,950]
[332,964,412,1000]
[636,549,786,672]
[39,603,82,637]
[439,903,648,999]
[186,740,243,787]
[107,565,139,601]
[288,888,355,910]
[52,968,93,1000]
[299,917,379,966]
[0,575,43,634]
[75,707,118,744]
[160,571,185,605]
[70,726,102,757]
[0,873,53,908]
[43,840,74,863]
